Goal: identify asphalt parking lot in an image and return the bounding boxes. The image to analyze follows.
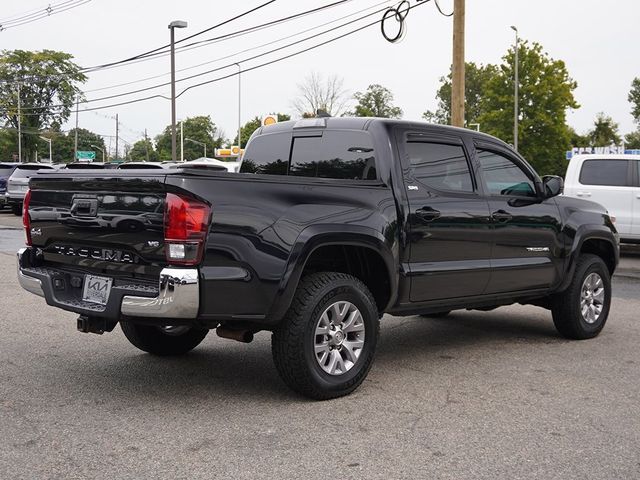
[1,209,639,479]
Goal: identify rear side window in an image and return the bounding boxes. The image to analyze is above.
[579,160,629,186]
[405,142,473,193]
[240,133,290,175]
[289,131,376,180]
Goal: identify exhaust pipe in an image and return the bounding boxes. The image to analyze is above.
[216,326,254,343]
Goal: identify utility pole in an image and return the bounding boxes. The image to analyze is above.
[180,121,184,161]
[144,128,149,161]
[451,0,465,128]
[115,113,119,162]
[169,20,188,162]
[16,82,22,162]
[234,63,242,148]
[73,94,79,161]
[511,25,519,152]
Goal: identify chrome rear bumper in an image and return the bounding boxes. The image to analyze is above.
[17,248,199,319]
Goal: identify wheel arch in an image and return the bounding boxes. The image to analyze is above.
[267,225,398,323]
[558,226,619,292]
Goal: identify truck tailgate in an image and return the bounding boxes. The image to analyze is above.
[28,171,168,279]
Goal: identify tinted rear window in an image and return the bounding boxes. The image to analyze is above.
[240,132,290,175]
[241,130,377,180]
[289,131,376,180]
[65,163,107,169]
[118,164,164,169]
[579,159,629,186]
[11,165,55,177]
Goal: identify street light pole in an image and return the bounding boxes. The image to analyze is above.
[234,63,242,148]
[16,83,22,162]
[39,136,52,162]
[169,20,188,162]
[511,25,519,152]
[90,144,105,162]
[185,138,206,158]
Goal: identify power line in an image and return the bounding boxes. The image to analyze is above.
[81,0,355,74]
[4,0,395,112]
[85,0,390,93]
[79,0,278,72]
[2,0,434,115]
[0,0,92,32]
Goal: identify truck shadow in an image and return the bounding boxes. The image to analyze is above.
[53,307,569,402]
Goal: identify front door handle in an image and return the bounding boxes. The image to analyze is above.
[492,209,512,222]
[415,207,441,221]
[576,191,592,197]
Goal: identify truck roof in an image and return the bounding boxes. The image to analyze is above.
[254,117,513,149]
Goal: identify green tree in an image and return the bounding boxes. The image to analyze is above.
[478,41,579,175]
[624,130,640,149]
[423,62,497,125]
[587,113,621,146]
[348,84,402,118]
[629,77,640,123]
[233,113,290,148]
[155,116,226,161]
[0,128,17,160]
[568,126,589,147]
[40,127,106,163]
[0,50,86,161]
[129,138,158,162]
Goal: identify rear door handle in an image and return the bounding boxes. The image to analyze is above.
[415,207,441,221]
[492,209,512,222]
[576,191,592,197]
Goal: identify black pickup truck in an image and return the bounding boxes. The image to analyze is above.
[17,118,619,399]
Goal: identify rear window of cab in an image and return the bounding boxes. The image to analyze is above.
[241,130,376,180]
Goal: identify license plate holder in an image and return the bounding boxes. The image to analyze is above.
[81,275,113,305]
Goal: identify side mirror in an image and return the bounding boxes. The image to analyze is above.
[542,175,564,198]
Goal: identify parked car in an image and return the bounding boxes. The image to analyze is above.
[564,153,640,243]
[7,163,57,215]
[17,118,619,399]
[0,162,18,209]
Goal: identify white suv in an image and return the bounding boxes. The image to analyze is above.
[564,154,640,242]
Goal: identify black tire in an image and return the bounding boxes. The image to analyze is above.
[552,254,611,340]
[420,310,451,318]
[12,203,22,216]
[272,272,380,400]
[120,322,209,356]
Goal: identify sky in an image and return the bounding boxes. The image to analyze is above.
[2,0,639,154]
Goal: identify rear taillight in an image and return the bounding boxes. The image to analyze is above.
[164,193,211,265]
[23,189,32,246]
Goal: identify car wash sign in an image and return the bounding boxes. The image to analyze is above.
[565,145,640,159]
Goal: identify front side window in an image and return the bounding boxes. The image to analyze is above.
[579,159,629,187]
[240,133,290,175]
[477,149,536,197]
[405,141,473,193]
[289,131,376,180]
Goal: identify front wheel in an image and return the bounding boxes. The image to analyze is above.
[552,254,611,339]
[120,322,209,356]
[272,272,380,400]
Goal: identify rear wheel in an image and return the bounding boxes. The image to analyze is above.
[120,322,208,355]
[12,203,21,216]
[272,272,379,400]
[552,254,611,339]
